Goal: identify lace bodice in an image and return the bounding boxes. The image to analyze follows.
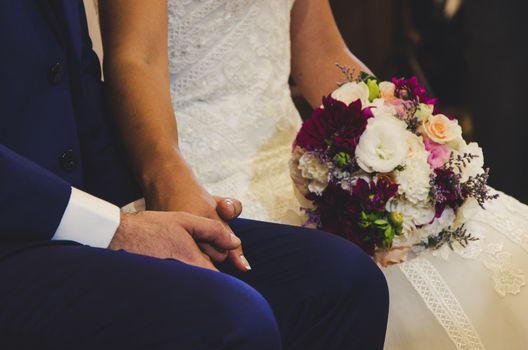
[167,0,303,224]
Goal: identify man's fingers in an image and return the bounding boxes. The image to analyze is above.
[170,250,219,272]
[215,197,243,221]
[178,212,241,250]
[198,242,229,263]
[198,252,220,271]
[228,247,252,272]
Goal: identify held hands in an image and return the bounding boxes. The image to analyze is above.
[146,180,251,272]
[109,211,241,271]
[126,158,251,272]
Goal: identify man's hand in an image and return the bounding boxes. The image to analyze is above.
[143,161,251,272]
[109,211,243,271]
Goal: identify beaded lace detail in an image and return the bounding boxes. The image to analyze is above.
[475,189,528,252]
[470,189,528,296]
[167,0,303,224]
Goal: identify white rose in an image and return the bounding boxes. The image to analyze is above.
[454,142,485,182]
[297,152,329,195]
[421,114,463,144]
[331,81,370,106]
[355,115,409,173]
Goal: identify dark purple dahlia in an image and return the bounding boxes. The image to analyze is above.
[311,178,399,255]
[351,178,399,213]
[431,167,465,217]
[294,96,370,155]
[310,182,371,252]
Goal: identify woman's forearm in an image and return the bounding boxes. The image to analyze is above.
[291,0,372,108]
[103,58,186,190]
[99,1,193,197]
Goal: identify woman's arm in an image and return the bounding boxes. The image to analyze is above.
[98,1,248,270]
[291,0,373,108]
[98,0,180,194]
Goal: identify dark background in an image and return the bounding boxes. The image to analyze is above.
[293,0,528,203]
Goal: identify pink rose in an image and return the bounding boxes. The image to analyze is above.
[424,137,451,169]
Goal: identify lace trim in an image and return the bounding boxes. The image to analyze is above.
[430,237,526,297]
[482,243,526,297]
[399,258,486,350]
[476,189,528,253]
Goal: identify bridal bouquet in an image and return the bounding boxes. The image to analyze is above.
[290,68,497,265]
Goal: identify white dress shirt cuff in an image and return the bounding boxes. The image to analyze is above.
[52,187,121,248]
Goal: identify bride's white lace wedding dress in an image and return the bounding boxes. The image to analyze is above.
[166,1,528,349]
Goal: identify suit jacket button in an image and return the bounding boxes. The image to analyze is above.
[59,149,77,172]
[48,62,64,85]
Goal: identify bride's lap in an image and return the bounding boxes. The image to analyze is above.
[383,193,528,349]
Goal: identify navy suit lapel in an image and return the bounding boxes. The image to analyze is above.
[55,0,84,64]
[38,0,84,63]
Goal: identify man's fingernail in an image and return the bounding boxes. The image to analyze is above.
[240,255,252,271]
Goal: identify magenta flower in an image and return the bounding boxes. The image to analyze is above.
[424,137,451,169]
[392,76,437,105]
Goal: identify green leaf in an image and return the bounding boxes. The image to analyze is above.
[367,79,380,102]
[384,226,393,239]
[374,219,388,226]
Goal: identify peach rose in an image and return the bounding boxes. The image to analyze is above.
[421,114,462,144]
[379,81,396,99]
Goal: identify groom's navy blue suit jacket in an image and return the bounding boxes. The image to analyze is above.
[0,1,141,253]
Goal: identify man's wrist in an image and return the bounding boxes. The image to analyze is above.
[53,188,121,248]
[109,212,130,250]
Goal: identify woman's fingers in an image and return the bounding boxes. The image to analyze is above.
[215,197,243,221]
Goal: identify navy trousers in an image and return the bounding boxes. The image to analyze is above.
[0,219,388,349]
